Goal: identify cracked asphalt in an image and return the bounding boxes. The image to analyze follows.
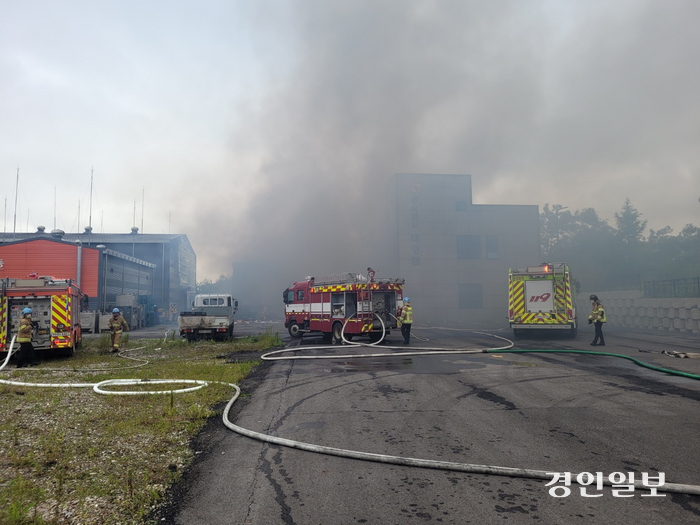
[153,323,700,524]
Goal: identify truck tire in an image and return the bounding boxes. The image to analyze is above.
[288,322,302,338]
[332,322,344,343]
[368,332,384,344]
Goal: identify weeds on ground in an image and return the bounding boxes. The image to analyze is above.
[0,329,280,524]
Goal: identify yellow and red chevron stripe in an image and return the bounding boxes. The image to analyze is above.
[517,312,570,324]
[509,279,525,316]
[312,283,402,293]
[51,294,71,346]
[0,298,7,350]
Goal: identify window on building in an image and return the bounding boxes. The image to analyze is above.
[455,201,468,211]
[486,235,499,259]
[457,235,481,259]
[458,284,483,309]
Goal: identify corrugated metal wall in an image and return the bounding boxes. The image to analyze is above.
[0,239,99,297]
[104,256,154,302]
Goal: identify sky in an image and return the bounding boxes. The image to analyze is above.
[2,0,699,282]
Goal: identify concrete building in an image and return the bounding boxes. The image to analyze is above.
[395,173,540,328]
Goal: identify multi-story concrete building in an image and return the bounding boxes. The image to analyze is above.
[395,173,540,328]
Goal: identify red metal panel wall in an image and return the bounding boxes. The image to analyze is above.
[0,240,99,297]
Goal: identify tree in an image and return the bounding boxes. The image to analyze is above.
[614,198,647,243]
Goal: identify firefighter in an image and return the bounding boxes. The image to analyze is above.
[16,307,39,368]
[398,297,413,344]
[108,308,129,352]
[588,294,606,346]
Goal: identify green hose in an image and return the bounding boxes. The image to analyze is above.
[486,349,700,380]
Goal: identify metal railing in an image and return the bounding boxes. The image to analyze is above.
[643,277,700,298]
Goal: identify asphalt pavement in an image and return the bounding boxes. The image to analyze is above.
[151,323,700,525]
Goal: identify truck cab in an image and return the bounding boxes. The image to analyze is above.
[178,294,238,341]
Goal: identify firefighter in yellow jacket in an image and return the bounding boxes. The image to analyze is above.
[398,297,413,345]
[588,295,606,346]
[16,307,39,368]
[108,308,129,352]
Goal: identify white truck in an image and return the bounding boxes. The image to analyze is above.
[178,294,238,342]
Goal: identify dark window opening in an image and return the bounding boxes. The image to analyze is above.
[486,235,499,259]
[457,235,481,259]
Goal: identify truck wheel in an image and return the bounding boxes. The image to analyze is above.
[332,322,344,343]
[368,332,384,344]
[288,323,302,338]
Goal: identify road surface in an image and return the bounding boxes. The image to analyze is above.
[153,323,700,524]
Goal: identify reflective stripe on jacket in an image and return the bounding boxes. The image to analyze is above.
[588,302,606,323]
[18,317,33,342]
[400,305,413,324]
[108,315,129,333]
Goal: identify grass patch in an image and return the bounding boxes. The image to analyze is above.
[0,331,281,524]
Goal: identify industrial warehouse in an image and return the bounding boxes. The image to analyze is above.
[0,227,196,332]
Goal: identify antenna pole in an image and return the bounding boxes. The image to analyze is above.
[141,187,144,233]
[13,166,19,240]
[54,186,57,229]
[89,167,93,231]
[77,200,81,234]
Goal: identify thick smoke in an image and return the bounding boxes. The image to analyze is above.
[173,0,700,314]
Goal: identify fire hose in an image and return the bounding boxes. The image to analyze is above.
[3,329,700,496]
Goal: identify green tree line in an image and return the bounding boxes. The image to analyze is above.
[541,199,700,291]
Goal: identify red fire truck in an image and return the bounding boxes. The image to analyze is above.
[283,268,405,343]
[0,276,85,357]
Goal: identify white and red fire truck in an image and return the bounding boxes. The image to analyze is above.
[283,268,405,343]
[508,262,578,337]
[0,276,84,357]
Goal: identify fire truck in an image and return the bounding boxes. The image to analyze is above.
[508,262,578,337]
[0,276,85,357]
[283,268,405,343]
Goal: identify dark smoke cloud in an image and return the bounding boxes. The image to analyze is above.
[179,0,700,291]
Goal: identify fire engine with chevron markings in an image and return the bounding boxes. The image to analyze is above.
[283,268,405,343]
[508,262,578,338]
[0,276,84,357]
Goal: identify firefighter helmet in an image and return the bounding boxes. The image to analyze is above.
[112,308,120,314]
[589,295,598,301]
[404,297,410,303]
[22,307,32,316]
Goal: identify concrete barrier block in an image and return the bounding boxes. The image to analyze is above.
[685,298,697,309]
[679,307,688,319]
[685,319,698,331]
[673,319,685,330]
[662,318,671,329]
[668,308,678,319]
[652,317,661,328]
[621,307,629,316]
[647,307,656,317]
[692,308,700,320]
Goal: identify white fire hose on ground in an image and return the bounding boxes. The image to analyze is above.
[3,330,700,496]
